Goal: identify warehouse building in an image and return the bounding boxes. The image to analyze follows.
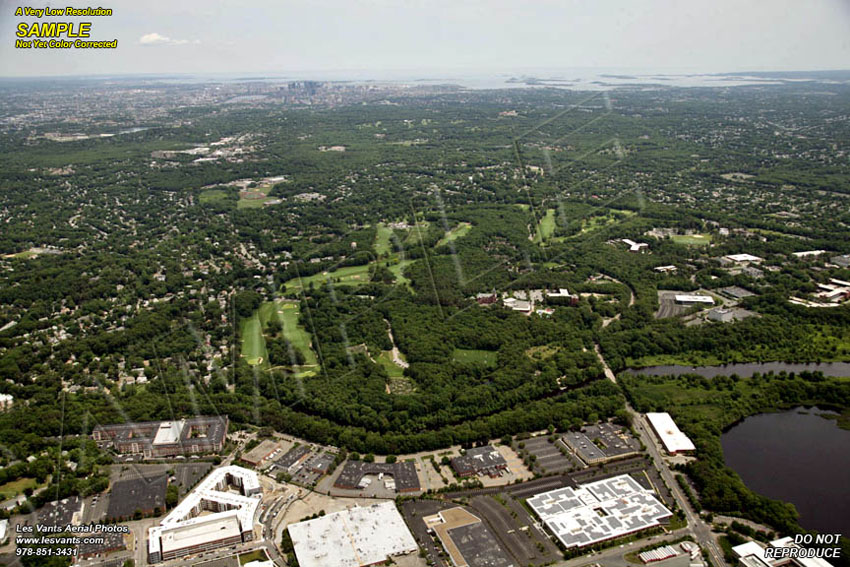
[451,445,508,478]
[559,423,640,465]
[93,416,227,458]
[147,465,261,563]
[289,502,418,567]
[423,507,516,567]
[645,412,696,454]
[527,474,671,549]
[724,254,764,264]
[334,460,420,493]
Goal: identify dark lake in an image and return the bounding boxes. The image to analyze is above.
[628,361,850,379]
[721,408,850,535]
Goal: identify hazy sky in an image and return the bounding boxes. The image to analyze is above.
[1,0,849,78]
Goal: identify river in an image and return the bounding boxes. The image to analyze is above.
[721,407,850,535]
[627,361,850,379]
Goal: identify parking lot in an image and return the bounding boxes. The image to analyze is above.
[469,494,560,566]
[515,435,583,475]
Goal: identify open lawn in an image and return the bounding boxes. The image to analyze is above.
[240,314,267,366]
[238,549,269,565]
[452,348,498,366]
[199,189,231,205]
[671,234,712,246]
[377,351,416,394]
[403,221,430,245]
[240,299,319,369]
[283,263,373,292]
[377,350,405,379]
[553,210,637,241]
[533,209,557,244]
[0,478,39,500]
[273,300,319,367]
[388,259,415,289]
[436,222,472,247]
[237,184,276,209]
[374,223,394,256]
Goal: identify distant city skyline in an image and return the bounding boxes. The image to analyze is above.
[1,0,849,78]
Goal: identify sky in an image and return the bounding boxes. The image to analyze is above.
[1,0,849,78]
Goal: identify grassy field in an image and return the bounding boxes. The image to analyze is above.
[403,221,430,246]
[283,263,373,292]
[374,223,394,256]
[376,350,416,394]
[436,222,472,247]
[452,348,498,366]
[0,478,38,500]
[377,350,405,379]
[273,300,319,367]
[237,184,276,209]
[240,300,319,370]
[553,210,637,241]
[238,549,269,565]
[199,189,231,205]
[240,313,267,366]
[671,234,712,246]
[533,209,557,244]
[388,259,415,289]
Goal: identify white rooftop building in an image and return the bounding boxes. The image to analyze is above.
[527,474,671,549]
[623,239,649,252]
[792,250,827,258]
[153,420,184,445]
[733,537,835,567]
[148,465,261,563]
[289,502,418,567]
[725,254,764,264]
[645,413,696,454]
[675,294,715,305]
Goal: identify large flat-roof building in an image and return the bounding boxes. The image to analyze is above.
[334,460,420,493]
[559,423,640,465]
[451,445,508,478]
[147,465,261,563]
[527,474,671,549]
[724,254,764,264]
[645,412,696,454]
[423,507,516,567]
[289,502,418,567]
[93,416,227,459]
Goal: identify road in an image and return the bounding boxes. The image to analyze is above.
[632,412,725,567]
[552,528,690,567]
[594,342,726,567]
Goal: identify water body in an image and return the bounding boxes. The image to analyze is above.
[628,361,850,379]
[721,408,850,535]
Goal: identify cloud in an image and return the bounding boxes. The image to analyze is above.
[139,32,194,46]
